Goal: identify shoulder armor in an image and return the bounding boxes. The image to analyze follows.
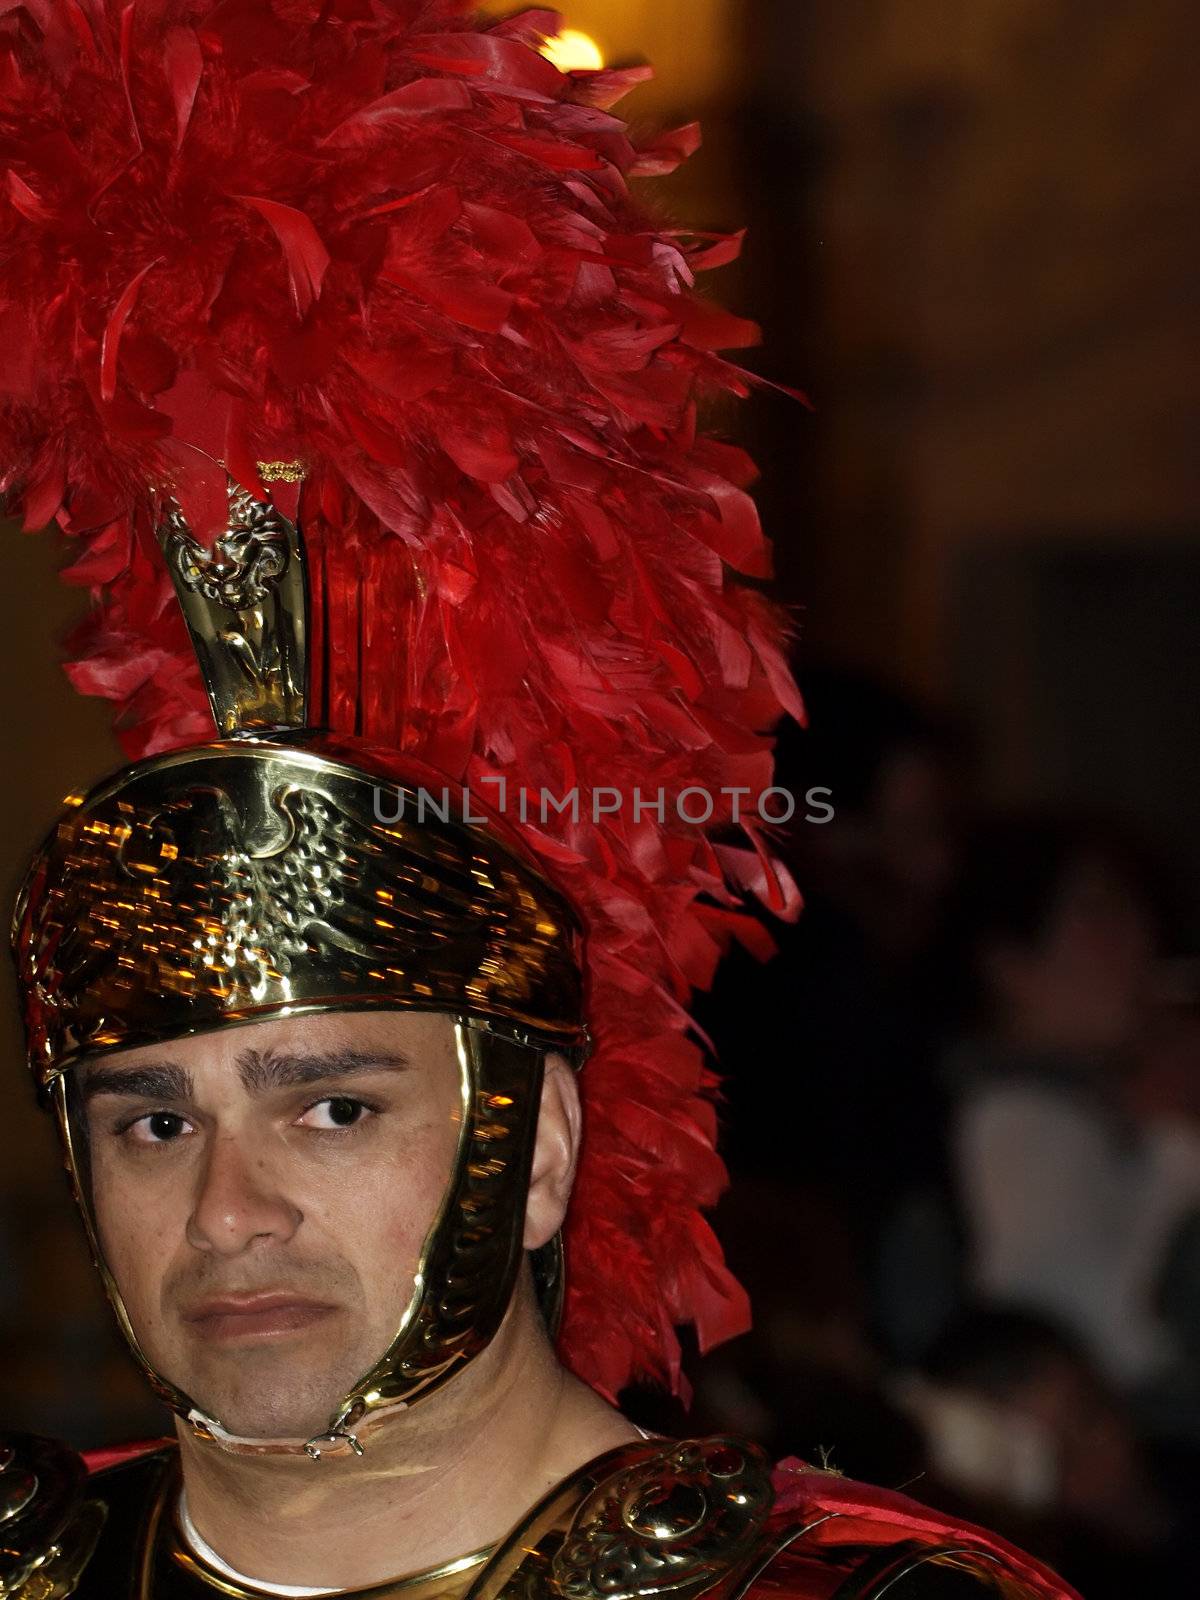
[0,1432,103,1599]
[470,1436,776,1600]
[0,1437,178,1600]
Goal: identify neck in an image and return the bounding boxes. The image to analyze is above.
[175,1295,638,1593]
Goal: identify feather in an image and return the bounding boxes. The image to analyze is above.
[235,196,331,319]
[0,0,805,1405]
[163,26,204,152]
[100,259,162,404]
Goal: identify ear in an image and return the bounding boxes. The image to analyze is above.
[523,1052,582,1250]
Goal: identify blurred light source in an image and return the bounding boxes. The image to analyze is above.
[540,28,605,73]
[480,2,733,112]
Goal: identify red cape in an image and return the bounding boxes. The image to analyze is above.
[763,1459,1082,1598]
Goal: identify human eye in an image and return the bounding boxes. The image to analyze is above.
[294,1095,377,1133]
[120,1110,195,1146]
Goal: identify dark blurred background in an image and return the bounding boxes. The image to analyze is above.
[0,3,1197,1594]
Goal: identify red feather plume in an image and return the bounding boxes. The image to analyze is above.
[0,0,804,1400]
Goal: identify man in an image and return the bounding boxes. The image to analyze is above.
[0,2,1078,1595]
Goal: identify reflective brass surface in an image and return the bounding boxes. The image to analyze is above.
[469,1438,775,1600]
[9,1502,105,1600]
[0,1435,100,1599]
[548,1439,775,1600]
[14,740,585,1085]
[156,481,309,737]
[0,1448,38,1526]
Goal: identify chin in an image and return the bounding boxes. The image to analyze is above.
[195,1376,349,1441]
[176,1348,370,1442]
[211,1400,337,1442]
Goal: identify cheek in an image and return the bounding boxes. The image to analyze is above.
[333,1121,458,1289]
[90,1157,181,1317]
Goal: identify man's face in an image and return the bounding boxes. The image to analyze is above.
[78,1010,464,1441]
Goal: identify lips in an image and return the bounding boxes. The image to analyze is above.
[183,1291,337,1343]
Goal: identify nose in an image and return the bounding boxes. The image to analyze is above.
[186,1132,302,1256]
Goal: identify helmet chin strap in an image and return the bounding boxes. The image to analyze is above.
[187,1398,414,1461]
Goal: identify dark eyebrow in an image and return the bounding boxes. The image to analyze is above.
[235,1048,411,1094]
[79,1048,410,1105]
[81,1063,194,1103]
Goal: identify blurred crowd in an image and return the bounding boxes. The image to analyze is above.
[679,664,1200,1595]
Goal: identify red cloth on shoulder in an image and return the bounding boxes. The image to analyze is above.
[83,1439,172,1475]
[757,1461,1083,1599]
